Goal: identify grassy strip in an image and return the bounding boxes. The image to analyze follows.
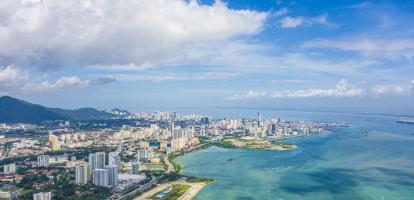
[161,184,191,200]
[186,176,215,184]
[212,140,237,148]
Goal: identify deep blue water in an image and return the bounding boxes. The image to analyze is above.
[176,110,414,200]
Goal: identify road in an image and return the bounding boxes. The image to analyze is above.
[164,155,175,173]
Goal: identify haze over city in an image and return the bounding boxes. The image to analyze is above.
[0,0,413,113]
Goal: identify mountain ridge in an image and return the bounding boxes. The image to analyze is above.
[0,96,117,124]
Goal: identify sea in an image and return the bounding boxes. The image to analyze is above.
[175,109,414,200]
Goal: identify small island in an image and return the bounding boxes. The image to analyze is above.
[214,137,297,150]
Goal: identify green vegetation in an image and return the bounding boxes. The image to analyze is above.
[17,174,49,189]
[186,176,215,184]
[213,139,297,151]
[2,142,13,157]
[163,184,191,200]
[159,172,181,183]
[213,140,237,148]
[278,143,297,150]
[167,154,182,173]
[17,167,110,200]
[146,164,165,170]
[160,156,168,171]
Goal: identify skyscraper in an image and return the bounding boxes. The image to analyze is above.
[108,152,121,168]
[106,165,119,187]
[48,133,60,151]
[89,152,106,171]
[75,163,89,185]
[37,155,49,167]
[137,148,149,160]
[257,112,262,127]
[93,169,109,187]
[132,161,140,174]
[117,141,123,152]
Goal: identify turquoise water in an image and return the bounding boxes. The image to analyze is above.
[176,111,414,200]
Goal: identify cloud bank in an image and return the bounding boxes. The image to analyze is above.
[226,79,414,100]
[0,65,115,94]
[0,0,267,70]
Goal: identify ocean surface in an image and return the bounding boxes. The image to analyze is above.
[175,110,414,200]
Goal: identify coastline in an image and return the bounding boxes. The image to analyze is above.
[161,139,298,199]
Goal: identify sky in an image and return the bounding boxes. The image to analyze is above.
[0,0,413,114]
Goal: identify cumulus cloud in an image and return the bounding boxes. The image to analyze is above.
[0,0,267,70]
[371,81,414,96]
[0,65,114,94]
[226,79,414,100]
[22,76,90,93]
[279,14,334,28]
[0,65,29,91]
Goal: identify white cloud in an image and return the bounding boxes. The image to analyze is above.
[0,65,113,94]
[114,72,235,82]
[22,76,90,93]
[273,7,288,17]
[226,79,414,100]
[0,65,29,91]
[279,14,334,28]
[279,16,306,28]
[371,81,414,96]
[0,0,267,70]
[227,79,363,100]
[303,38,414,52]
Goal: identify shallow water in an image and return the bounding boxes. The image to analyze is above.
[176,111,414,200]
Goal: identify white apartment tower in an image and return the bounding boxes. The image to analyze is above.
[75,163,89,185]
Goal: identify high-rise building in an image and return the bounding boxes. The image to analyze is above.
[106,165,119,187]
[257,112,262,127]
[271,124,277,135]
[33,192,52,200]
[75,163,90,185]
[283,125,289,135]
[48,133,60,151]
[137,148,148,160]
[93,169,108,187]
[89,152,106,171]
[37,155,49,167]
[117,141,123,152]
[168,122,175,134]
[108,152,121,168]
[132,161,140,174]
[3,163,16,174]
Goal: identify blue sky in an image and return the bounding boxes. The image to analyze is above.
[0,0,413,114]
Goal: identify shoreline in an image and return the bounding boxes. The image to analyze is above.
[162,139,298,199]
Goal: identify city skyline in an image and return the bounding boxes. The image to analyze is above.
[0,0,413,113]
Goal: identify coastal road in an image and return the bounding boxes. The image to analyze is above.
[164,155,175,173]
